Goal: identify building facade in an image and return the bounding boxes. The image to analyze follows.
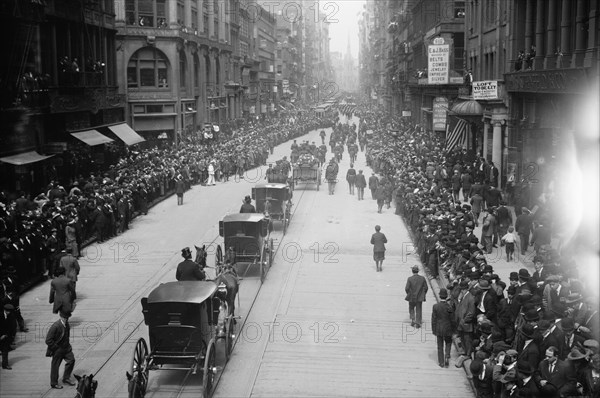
[0,0,125,192]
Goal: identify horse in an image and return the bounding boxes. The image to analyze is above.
[74,374,98,398]
[126,370,145,398]
[194,244,208,268]
[214,265,239,318]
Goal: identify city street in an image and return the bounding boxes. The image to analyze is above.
[1,119,476,397]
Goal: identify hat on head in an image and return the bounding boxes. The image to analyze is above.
[523,309,540,322]
[566,293,583,304]
[567,347,587,361]
[521,324,535,339]
[470,360,483,375]
[438,288,448,299]
[506,349,519,357]
[509,271,519,281]
[483,265,494,273]
[545,275,560,283]
[561,318,575,332]
[3,304,14,311]
[459,280,469,289]
[493,341,512,354]
[181,247,192,257]
[518,268,531,280]
[516,360,534,375]
[59,310,71,318]
[479,280,491,290]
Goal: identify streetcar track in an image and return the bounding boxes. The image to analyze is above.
[175,183,311,398]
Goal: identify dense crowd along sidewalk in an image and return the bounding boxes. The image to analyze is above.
[354,102,599,397]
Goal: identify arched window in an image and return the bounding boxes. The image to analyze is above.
[125,0,167,27]
[179,50,186,88]
[127,47,169,88]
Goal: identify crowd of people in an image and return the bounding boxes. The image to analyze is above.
[354,103,599,397]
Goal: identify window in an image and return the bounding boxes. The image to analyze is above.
[127,47,169,88]
[179,50,186,88]
[177,1,184,26]
[454,1,465,18]
[277,64,282,74]
[277,49,282,58]
[192,8,198,30]
[125,0,166,27]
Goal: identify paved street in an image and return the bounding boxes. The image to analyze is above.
[1,117,475,397]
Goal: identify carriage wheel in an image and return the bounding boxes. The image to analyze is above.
[202,342,216,398]
[130,338,149,397]
[215,245,223,267]
[225,317,234,362]
[260,246,267,284]
[268,239,274,270]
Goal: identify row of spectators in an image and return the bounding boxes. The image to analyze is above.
[0,109,337,293]
[358,103,599,397]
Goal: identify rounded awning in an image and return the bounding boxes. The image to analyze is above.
[451,100,484,115]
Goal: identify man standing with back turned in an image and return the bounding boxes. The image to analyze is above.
[370,225,387,272]
[405,265,428,328]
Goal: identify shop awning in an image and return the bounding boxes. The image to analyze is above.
[0,150,54,165]
[108,123,145,146]
[71,130,114,146]
[451,100,484,115]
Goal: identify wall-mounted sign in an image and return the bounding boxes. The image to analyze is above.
[402,111,412,117]
[472,80,498,99]
[428,40,449,84]
[433,97,448,131]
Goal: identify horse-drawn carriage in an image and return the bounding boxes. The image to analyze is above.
[292,154,321,191]
[252,183,292,234]
[215,213,274,284]
[127,280,235,398]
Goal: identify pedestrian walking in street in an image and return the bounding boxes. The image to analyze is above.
[49,267,76,316]
[501,226,517,261]
[207,161,216,185]
[65,219,78,258]
[346,164,356,195]
[0,304,17,369]
[432,288,455,367]
[375,184,386,213]
[370,225,387,272]
[59,247,80,293]
[325,158,339,195]
[355,170,367,200]
[405,265,428,328]
[45,311,76,389]
[368,173,379,199]
[515,207,533,255]
[175,175,185,205]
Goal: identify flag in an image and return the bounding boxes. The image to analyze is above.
[445,118,469,151]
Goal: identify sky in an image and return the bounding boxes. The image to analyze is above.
[320,0,365,59]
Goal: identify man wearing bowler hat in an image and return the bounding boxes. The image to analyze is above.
[515,207,533,255]
[515,360,539,397]
[176,247,206,281]
[45,311,76,388]
[432,288,455,367]
[558,318,585,360]
[405,265,428,328]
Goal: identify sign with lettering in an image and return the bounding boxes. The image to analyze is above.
[428,44,450,84]
[472,81,498,99]
[505,69,587,93]
[432,97,448,131]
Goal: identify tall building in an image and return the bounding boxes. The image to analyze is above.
[0,0,125,192]
[115,0,247,144]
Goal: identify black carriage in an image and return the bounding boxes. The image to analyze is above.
[251,183,293,234]
[292,163,321,190]
[215,213,273,284]
[129,281,234,398]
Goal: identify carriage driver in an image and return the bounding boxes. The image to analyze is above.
[240,195,256,213]
[175,247,206,281]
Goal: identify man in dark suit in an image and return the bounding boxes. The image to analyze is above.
[532,256,552,296]
[475,280,498,323]
[516,324,540,371]
[495,201,512,246]
[0,304,17,369]
[355,170,367,200]
[370,225,387,272]
[59,247,80,293]
[405,265,428,328]
[557,318,585,360]
[368,173,378,199]
[176,247,205,281]
[515,360,539,397]
[49,267,76,316]
[515,207,533,255]
[534,346,577,397]
[45,312,76,388]
[432,288,455,367]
